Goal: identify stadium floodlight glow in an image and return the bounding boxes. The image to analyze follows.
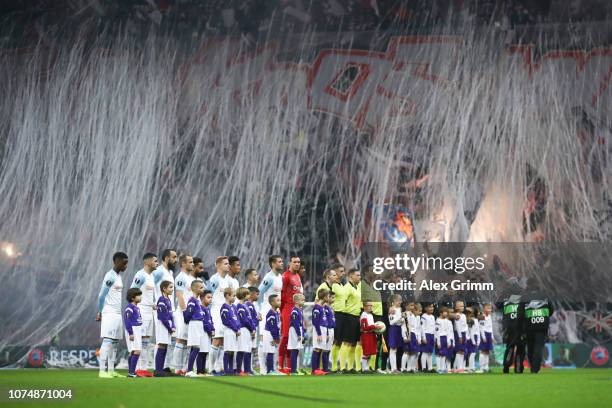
[1,241,21,259]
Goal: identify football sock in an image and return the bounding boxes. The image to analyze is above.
[155,347,166,372]
[331,344,340,371]
[338,344,349,370]
[236,351,244,372]
[210,346,219,372]
[244,352,252,373]
[138,338,149,370]
[361,358,369,371]
[197,352,206,373]
[437,355,445,371]
[164,339,174,370]
[258,346,266,373]
[389,349,397,371]
[223,352,234,374]
[266,353,274,373]
[187,347,199,372]
[347,346,356,370]
[172,342,186,371]
[99,338,112,374]
[311,349,321,371]
[129,353,140,374]
[290,350,299,373]
[215,346,225,372]
[354,344,363,371]
[321,351,330,371]
[108,340,118,373]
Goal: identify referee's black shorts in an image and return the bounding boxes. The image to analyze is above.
[344,313,361,344]
[334,311,347,343]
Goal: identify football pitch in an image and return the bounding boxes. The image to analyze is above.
[1,369,611,408]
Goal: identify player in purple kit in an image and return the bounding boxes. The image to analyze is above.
[323,291,336,373]
[263,294,283,375]
[200,290,215,375]
[124,288,143,378]
[288,294,305,375]
[220,288,241,375]
[311,289,329,375]
[183,280,206,377]
[154,281,177,377]
[236,287,256,376]
[245,287,260,374]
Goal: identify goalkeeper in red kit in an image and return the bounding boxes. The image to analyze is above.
[278,256,303,373]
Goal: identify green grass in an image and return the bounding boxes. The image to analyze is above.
[0,369,610,408]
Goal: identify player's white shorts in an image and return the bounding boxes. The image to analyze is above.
[187,320,211,352]
[238,327,252,352]
[261,331,277,354]
[155,321,173,345]
[100,313,123,340]
[141,314,154,337]
[125,326,143,352]
[212,308,224,338]
[173,310,187,340]
[223,328,238,352]
[325,328,334,351]
[312,328,327,350]
[288,327,303,350]
[258,304,271,332]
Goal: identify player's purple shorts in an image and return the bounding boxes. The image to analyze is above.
[465,339,475,355]
[479,332,493,351]
[388,325,403,349]
[436,336,450,357]
[454,331,467,353]
[403,332,419,353]
[421,333,434,353]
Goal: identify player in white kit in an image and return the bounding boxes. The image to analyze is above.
[207,256,231,374]
[242,268,260,288]
[479,303,494,373]
[129,253,159,376]
[257,255,284,373]
[452,300,469,372]
[172,253,196,375]
[96,252,129,378]
[152,249,177,372]
[420,303,436,372]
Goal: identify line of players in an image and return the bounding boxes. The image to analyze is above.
[97,250,310,377]
[383,295,494,374]
[97,250,500,377]
[312,266,495,374]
